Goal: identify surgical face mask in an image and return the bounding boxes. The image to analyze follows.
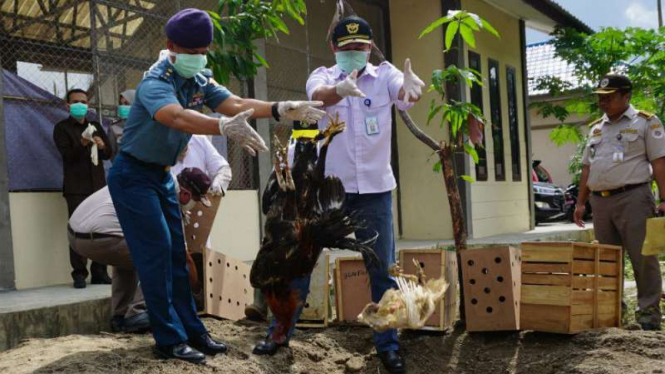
[117,105,131,119]
[335,50,370,74]
[69,102,88,119]
[169,52,207,78]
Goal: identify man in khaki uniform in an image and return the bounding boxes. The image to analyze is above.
[574,74,665,330]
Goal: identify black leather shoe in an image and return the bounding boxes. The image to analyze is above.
[640,322,662,331]
[252,340,288,356]
[153,343,206,364]
[378,350,406,374]
[123,312,151,333]
[244,304,267,322]
[91,274,112,285]
[189,333,227,356]
[73,278,87,289]
[110,316,124,333]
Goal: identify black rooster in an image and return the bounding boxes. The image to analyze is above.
[250,114,378,343]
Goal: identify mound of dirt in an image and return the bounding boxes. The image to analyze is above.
[0,318,663,374]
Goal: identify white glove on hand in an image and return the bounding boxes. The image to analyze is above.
[335,70,366,98]
[219,109,268,157]
[277,101,326,124]
[81,124,98,166]
[402,58,425,103]
[210,172,229,196]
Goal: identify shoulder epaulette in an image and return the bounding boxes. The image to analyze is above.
[638,110,655,120]
[588,118,603,128]
[158,66,176,82]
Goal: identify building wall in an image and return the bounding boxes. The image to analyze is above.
[390,0,453,240]
[10,191,260,290]
[463,0,531,238]
[529,96,590,187]
[390,0,530,240]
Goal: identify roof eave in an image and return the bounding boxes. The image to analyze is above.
[522,0,594,34]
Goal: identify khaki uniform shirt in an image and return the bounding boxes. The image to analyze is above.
[582,105,665,191]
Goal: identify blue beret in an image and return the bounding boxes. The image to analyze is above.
[165,8,213,49]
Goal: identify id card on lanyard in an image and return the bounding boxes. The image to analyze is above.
[365,117,379,135]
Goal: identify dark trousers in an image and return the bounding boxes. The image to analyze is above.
[107,153,207,346]
[266,191,399,352]
[65,194,108,281]
[590,184,662,324]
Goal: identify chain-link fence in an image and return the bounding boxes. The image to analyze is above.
[0,0,387,192]
[0,0,255,190]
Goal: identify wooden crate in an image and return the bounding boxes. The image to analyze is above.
[460,246,521,331]
[334,256,372,323]
[399,249,458,331]
[297,253,330,328]
[520,242,623,334]
[204,250,253,321]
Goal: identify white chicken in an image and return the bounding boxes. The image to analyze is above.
[358,259,448,332]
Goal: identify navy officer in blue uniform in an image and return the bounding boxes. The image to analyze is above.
[107,8,325,365]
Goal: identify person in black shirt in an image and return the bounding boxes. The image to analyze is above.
[53,88,113,288]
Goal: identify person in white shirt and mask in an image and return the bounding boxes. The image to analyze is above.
[250,16,424,374]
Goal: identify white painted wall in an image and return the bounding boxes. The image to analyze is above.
[10,191,261,290]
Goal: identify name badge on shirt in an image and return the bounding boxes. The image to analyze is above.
[188,93,205,108]
[365,117,379,135]
[612,141,625,163]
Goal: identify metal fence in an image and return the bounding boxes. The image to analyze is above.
[0,0,387,191]
[0,0,255,190]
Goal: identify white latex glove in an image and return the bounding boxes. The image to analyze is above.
[81,124,98,166]
[402,58,425,103]
[210,170,231,196]
[277,101,326,124]
[335,70,366,98]
[219,108,268,156]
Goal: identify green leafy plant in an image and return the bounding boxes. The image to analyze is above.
[406,10,500,251]
[534,26,665,151]
[207,0,307,85]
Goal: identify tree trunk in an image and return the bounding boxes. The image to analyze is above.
[439,144,468,322]
[439,145,467,251]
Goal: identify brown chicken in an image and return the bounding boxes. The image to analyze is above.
[250,114,379,343]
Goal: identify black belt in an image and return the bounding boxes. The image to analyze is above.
[68,225,121,240]
[119,151,171,172]
[592,183,648,198]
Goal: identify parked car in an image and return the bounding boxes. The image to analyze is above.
[532,160,566,224]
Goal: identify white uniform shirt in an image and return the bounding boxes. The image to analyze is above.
[69,135,232,239]
[582,105,665,191]
[69,186,122,236]
[306,62,413,194]
[171,135,232,192]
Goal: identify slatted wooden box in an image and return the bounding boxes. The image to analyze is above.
[399,249,458,331]
[334,256,372,323]
[297,253,330,328]
[460,246,521,331]
[520,242,623,334]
